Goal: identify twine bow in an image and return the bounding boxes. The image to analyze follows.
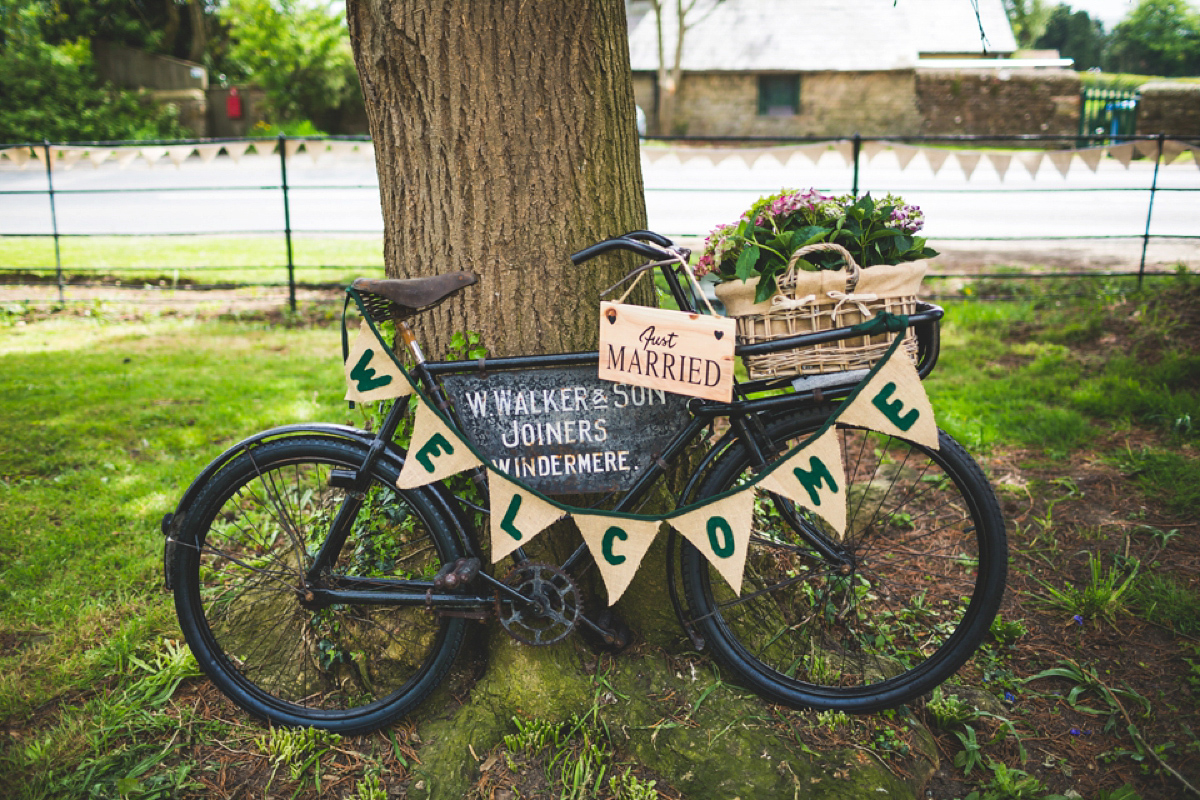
[826,290,879,319]
[771,293,817,311]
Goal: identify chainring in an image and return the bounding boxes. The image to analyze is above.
[494,562,582,646]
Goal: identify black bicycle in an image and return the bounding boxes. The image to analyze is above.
[163,231,1006,734]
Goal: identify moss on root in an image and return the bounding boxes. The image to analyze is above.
[406,629,920,800]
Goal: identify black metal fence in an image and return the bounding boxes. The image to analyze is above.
[1,132,1197,310]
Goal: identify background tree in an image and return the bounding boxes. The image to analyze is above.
[1104,0,1200,76]
[646,0,725,136]
[1035,4,1107,69]
[217,0,363,131]
[0,1,188,143]
[1003,0,1053,47]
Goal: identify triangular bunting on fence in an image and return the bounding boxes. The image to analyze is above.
[1186,144,1200,170]
[779,144,828,167]
[575,514,661,605]
[924,148,951,175]
[1046,149,1073,178]
[1162,139,1188,164]
[489,473,568,563]
[55,147,85,170]
[327,141,359,160]
[640,146,676,165]
[224,141,253,163]
[166,146,194,167]
[86,148,113,167]
[892,143,921,170]
[955,151,982,180]
[734,148,774,167]
[396,399,482,490]
[343,322,415,404]
[861,140,889,163]
[757,427,848,540]
[1076,146,1104,172]
[836,349,939,451]
[1,146,31,167]
[987,152,1012,181]
[831,139,856,167]
[1017,150,1044,178]
[1134,140,1160,160]
[113,148,140,169]
[1107,143,1135,168]
[140,147,168,167]
[308,141,330,164]
[194,144,222,163]
[283,138,304,159]
[669,490,755,595]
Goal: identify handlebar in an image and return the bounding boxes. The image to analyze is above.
[569,231,685,265]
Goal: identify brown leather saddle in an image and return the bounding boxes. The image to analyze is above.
[352,272,477,322]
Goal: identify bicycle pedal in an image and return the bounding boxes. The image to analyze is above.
[433,557,481,590]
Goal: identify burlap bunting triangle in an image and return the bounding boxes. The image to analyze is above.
[924,148,951,175]
[396,400,483,490]
[343,322,415,404]
[988,152,1012,181]
[1076,147,1104,172]
[575,515,661,604]
[489,473,568,563]
[757,427,848,540]
[956,151,982,180]
[669,491,755,595]
[1046,149,1073,178]
[836,349,939,451]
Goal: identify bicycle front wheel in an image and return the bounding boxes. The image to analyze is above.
[681,412,1006,712]
[171,436,468,733]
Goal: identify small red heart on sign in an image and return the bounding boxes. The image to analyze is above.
[714,330,724,340]
[605,309,618,324]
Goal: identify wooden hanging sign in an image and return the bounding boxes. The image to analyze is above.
[598,301,736,403]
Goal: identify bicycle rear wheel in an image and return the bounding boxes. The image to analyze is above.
[171,436,468,733]
[681,412,1006,712]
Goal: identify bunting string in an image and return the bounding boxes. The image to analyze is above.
[341,289,940,604]
[3,138,1197,174]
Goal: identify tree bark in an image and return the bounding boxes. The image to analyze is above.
[345,0,648,359]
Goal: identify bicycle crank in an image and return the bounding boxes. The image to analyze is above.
[495,562,582,646]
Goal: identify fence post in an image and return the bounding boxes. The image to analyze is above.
[278,133,297,313]
[1138,133,1164,289]
[851,133,861,196]
[43,141,64,304]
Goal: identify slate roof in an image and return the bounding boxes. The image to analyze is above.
[626,0,1018,73]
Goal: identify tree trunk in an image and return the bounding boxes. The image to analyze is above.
[341,4,920,798]
[345,0,648,360]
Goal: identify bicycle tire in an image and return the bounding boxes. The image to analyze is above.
[680,411,1006,712]
[171,435,468,733]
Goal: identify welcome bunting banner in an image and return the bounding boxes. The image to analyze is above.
[396,401,483,490]
[344,322,415,404]
[757,427,848,541]
[344,289,939,603]
[488,472,569,563]
[574,514,662,604]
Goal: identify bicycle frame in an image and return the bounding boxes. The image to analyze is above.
[288,235,945,645]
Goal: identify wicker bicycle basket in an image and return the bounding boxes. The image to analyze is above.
[714,242,924,381]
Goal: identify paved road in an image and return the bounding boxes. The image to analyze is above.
[2,145,1197,270]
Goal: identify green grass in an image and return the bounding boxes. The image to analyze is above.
[0,315,357,796]
[0,233,385,286]
[0,274,1197,797]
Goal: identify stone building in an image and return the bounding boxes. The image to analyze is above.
[626,0,1080,138]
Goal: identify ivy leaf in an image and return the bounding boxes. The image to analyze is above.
[735,244,760,282]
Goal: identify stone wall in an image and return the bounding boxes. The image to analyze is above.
[915,69,1081,137]
[636,68,1086,139]
[633,71,923,137]
[1137,82,1200,137]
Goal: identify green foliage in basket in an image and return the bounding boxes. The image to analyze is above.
[696,189,939,303]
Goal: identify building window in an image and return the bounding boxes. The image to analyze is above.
[758,74,800,116]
